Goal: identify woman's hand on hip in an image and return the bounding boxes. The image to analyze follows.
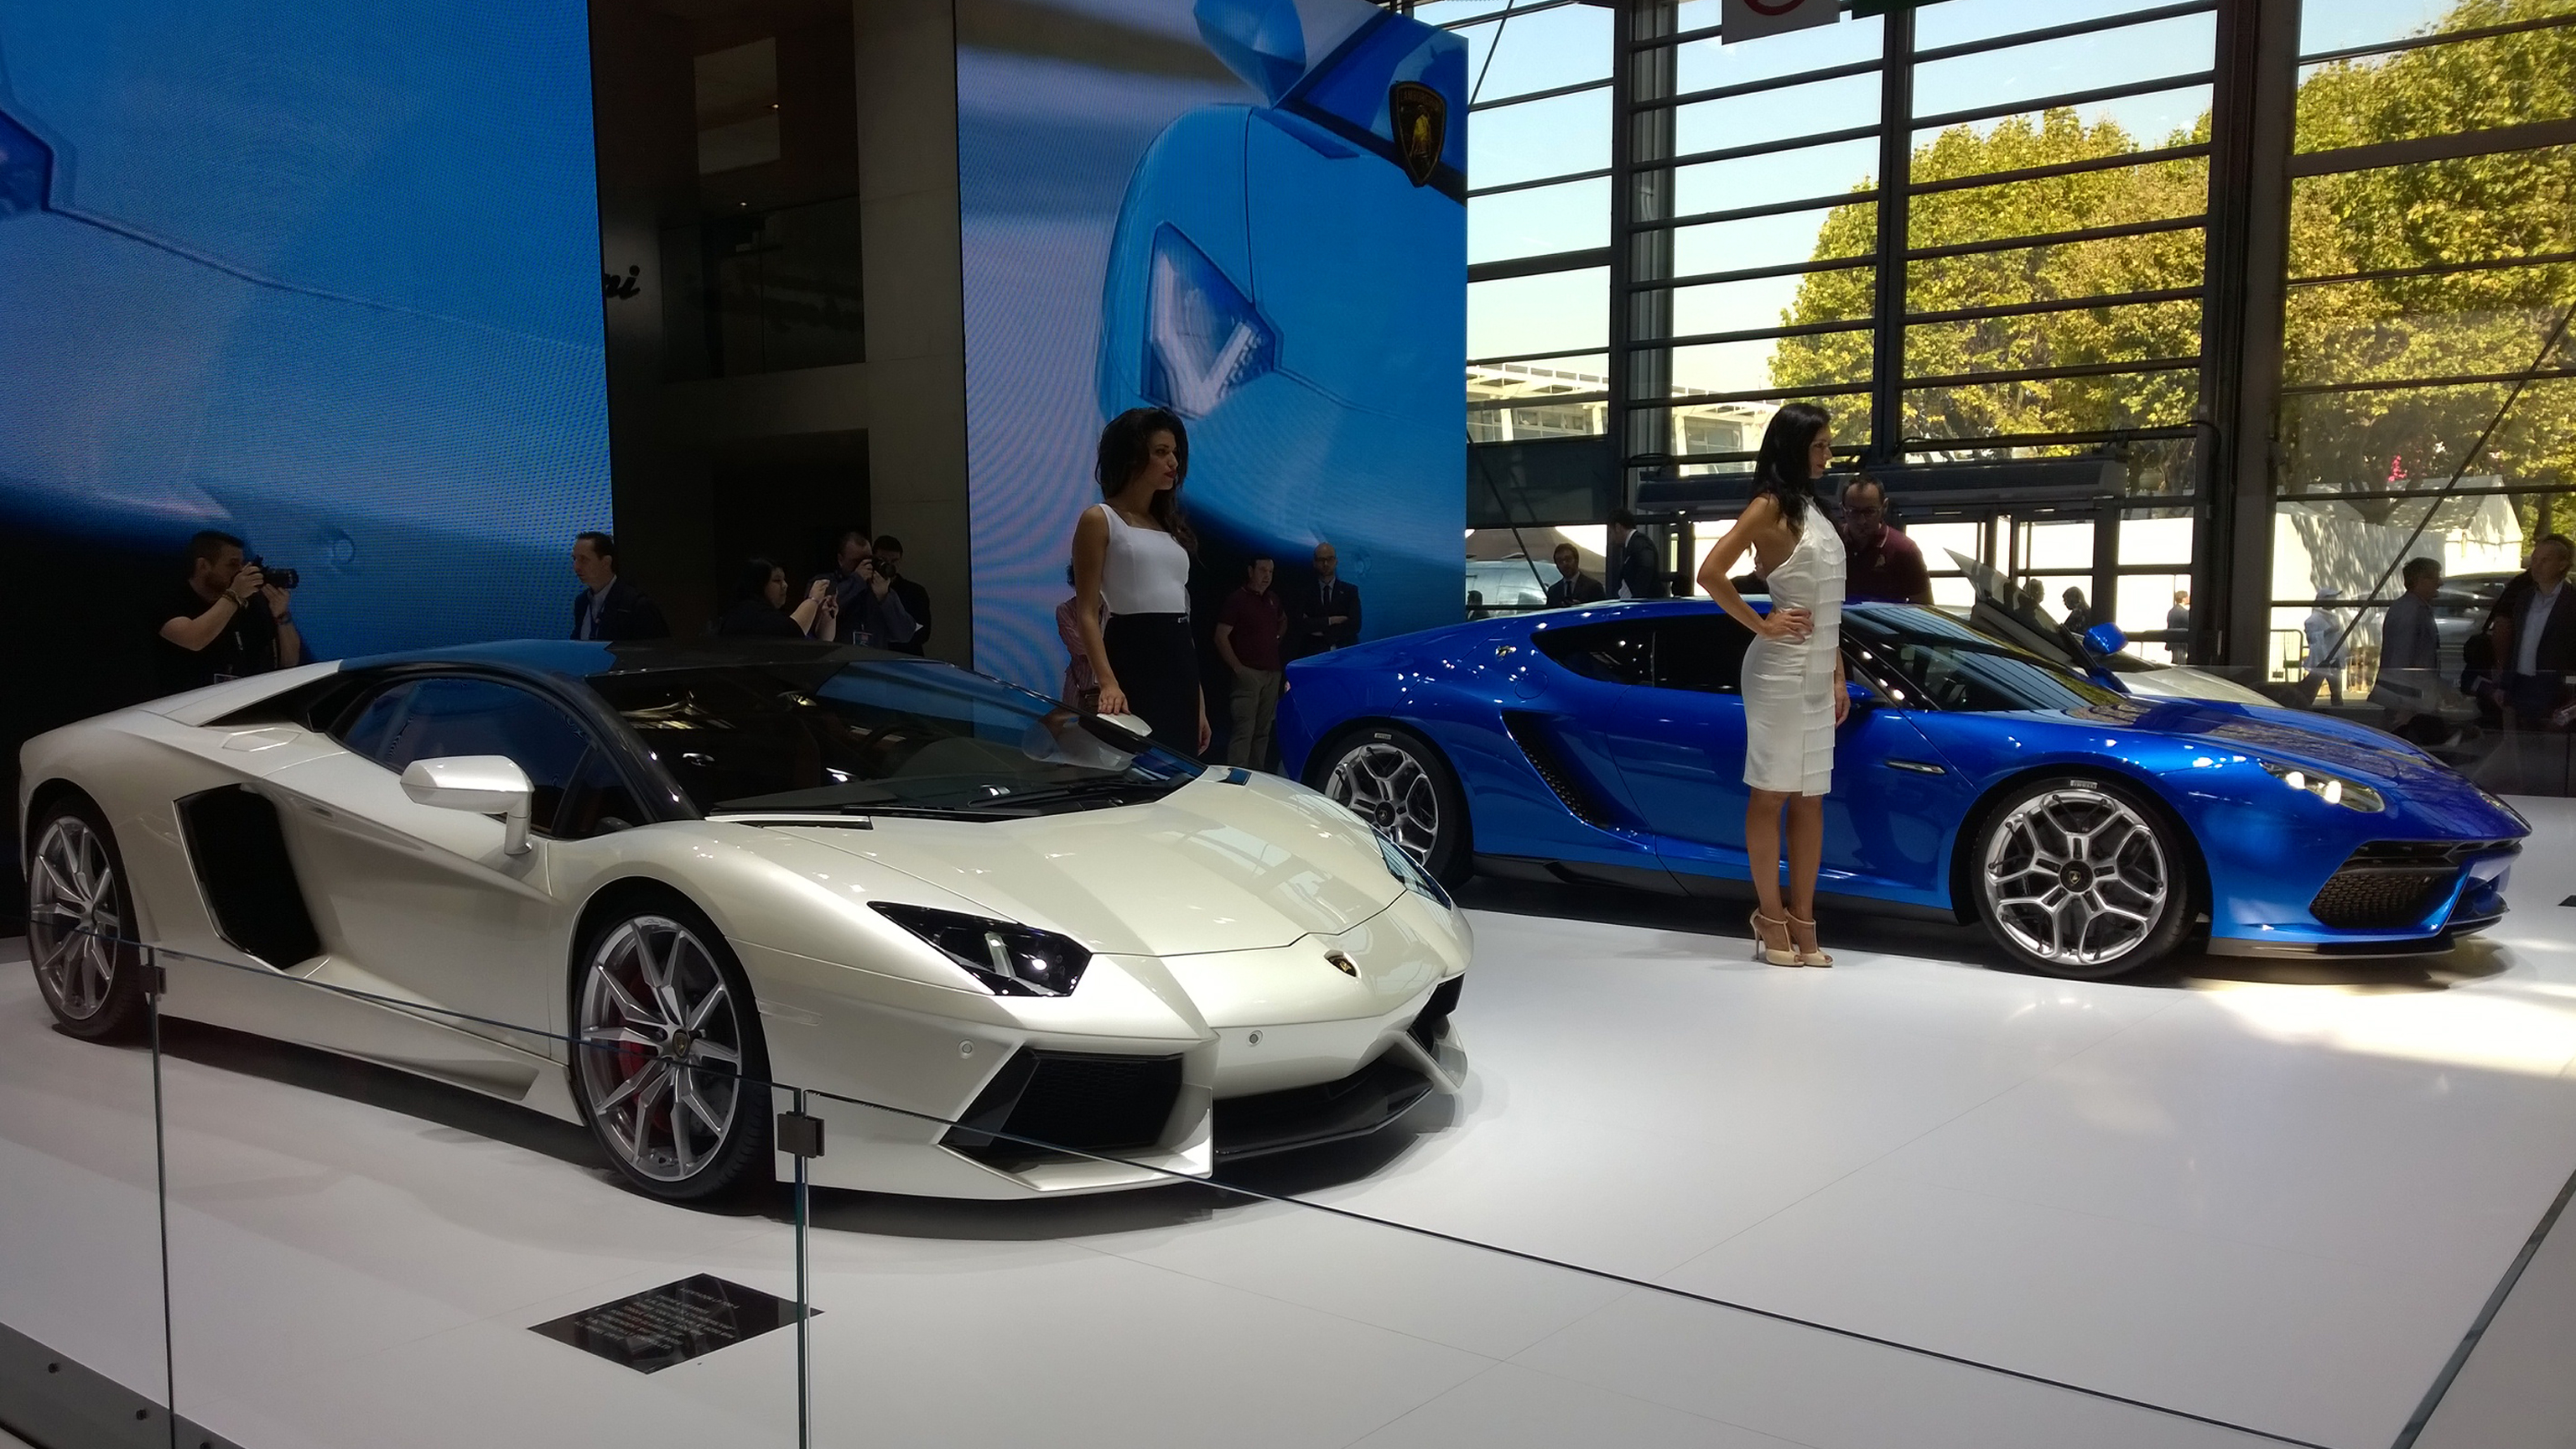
[1760,605,1814,641]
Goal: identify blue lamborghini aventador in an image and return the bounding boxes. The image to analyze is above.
[1277,597,2528,979]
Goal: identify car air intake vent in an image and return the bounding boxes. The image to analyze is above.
[1500,713,1613,826]
[2345,839,2519,868]
[1409,974,1464,1048]
[2308,840,2474,931]
[943,1049,1182,1170]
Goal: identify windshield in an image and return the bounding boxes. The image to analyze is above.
[1844,606,2126,714]
[589,658,1202,817]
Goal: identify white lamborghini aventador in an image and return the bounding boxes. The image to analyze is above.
[17,639,1470,1201]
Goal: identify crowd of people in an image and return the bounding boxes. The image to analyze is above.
[143,419,2576,809]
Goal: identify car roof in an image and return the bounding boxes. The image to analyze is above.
[343,637,910,681]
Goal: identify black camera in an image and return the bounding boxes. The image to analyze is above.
[247,557,299,589]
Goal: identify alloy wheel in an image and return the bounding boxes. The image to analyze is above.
[28,815,122,1021]
[1981,787,2171,970]
[1327,742,1441,867]
[576,915,748,1183]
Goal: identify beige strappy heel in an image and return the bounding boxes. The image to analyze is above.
[1749,910,1801,967]
[1786,912,1833,968]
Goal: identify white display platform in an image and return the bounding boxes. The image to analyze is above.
[3,799,2574,1449]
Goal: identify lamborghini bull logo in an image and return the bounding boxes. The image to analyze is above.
[1389,81,1445,188]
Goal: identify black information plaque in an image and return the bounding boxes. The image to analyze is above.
[531,1274,813,1374]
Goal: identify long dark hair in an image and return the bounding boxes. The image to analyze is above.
[1751,402,1831,531]
[733,556,784,604]
[1095,406,1197,552]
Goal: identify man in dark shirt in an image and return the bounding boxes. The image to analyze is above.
[872,534,933,656]
[817,531,916,650]
[1607,509,1665,599]
[1544,543,1605,607]
[570,531,670,641]
[1836,476,1933,605]
[1216,556,1287,769]
[154,530,300,698]
[2487,534,2576,727]
[1286,541,1362,659]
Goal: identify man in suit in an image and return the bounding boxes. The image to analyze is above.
[1544,542,1604,607]
[1286,541,1361,659]
[570,532,670,641]
[2488,534,2576,728]
[1606,508,1665,599]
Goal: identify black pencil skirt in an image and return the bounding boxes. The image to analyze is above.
[1103,612,1199,754]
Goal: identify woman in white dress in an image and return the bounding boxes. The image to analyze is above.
[1694,403,1847,967]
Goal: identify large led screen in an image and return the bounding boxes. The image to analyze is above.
[959,0,1467,695]
[0,3,610,679]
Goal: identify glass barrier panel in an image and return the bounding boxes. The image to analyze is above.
[154,944,806,1447]
[0,899,174,1442]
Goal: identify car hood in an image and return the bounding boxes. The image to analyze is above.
[2046,696,2464,789]
[752,772,1409,957]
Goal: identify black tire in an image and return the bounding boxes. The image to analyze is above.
[1970,775,2196,979]
[569,893,774,1202]
[24,793,150,1041]
[1307,725,1472,887]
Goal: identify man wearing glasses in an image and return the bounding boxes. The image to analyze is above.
[1836,475,1933,605]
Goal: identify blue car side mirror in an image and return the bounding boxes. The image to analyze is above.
[2084,621,2128,656]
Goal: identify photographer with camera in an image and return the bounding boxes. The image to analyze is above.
[816,529,915,650]
[153,530,300,697]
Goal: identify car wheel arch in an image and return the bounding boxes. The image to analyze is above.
[22,776,92,854]
[1302,717,1476,879]
[1946,763,2209,931]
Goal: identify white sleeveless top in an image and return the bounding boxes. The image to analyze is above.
[1096,504,1192,615]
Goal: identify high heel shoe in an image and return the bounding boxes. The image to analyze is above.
[1785,912,1833,968]
[1748,910,1801,967]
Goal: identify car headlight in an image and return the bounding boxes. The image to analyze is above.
[1374,830,1453,911]
[871,903,1092,997]
[2258,760,2385,813]
[1142,223,1276,418]
[2476,785,2529,830]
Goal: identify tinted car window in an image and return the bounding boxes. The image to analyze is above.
[1533,620,1655,684]
[589,658,1201,816]
[1844,608,2123,714]
[334,677,591,833]
[555,748,643,840]
[1653,615,1751,693]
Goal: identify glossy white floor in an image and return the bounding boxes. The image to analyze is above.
[3,801,2575,1449]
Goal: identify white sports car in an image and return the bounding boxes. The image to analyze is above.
[18,640,1471,1201]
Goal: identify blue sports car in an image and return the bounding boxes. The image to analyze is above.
[1277,598,2528,979]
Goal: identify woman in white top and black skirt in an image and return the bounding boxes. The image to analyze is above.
[1070,408,1210,754]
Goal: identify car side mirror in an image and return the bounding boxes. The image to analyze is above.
[401,756,534,855]
[1844,680,1877,717]
[2083,621,2128,656]
[1095,712,1155,745]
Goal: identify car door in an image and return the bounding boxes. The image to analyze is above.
[264,674,594,1046]
[1613,613,1974,907]
[1603,613,1755,877]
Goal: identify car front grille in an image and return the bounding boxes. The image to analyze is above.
[943,1049,1182,1169]
[2308,840,2518,930]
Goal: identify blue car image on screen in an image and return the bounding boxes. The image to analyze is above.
[1094,0,1466,638]
[1277,599,2529,979]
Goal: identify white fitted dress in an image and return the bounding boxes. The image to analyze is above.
[1741,512,1847,796]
